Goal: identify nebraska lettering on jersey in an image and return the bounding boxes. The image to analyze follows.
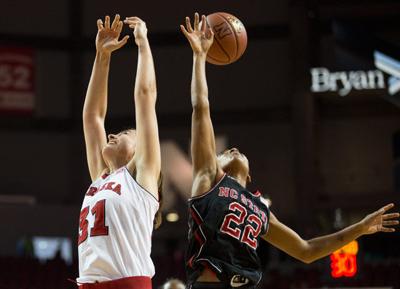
[85,181,122,196]
[218,186,268,223]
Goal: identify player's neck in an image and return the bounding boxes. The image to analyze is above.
[227,172,247,188]
[105,158,127,174]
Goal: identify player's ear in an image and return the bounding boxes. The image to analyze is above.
[246,174,252,184]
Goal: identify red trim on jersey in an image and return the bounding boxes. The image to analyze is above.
[251,190,261,197]
[194,230,205,245]
[188,255,195,268]
[78,276,151,289]
[101,173,109,180]
[190,207,203,225]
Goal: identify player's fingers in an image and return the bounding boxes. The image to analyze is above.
[124,17,139,22]
[194,12,200,30]
[206,28,214,40]
[201,15,206,32]
[97,19,104,31]
[380,226,396,233]
[105,15,111,29]
[383,213,400,220]
[124,19,140,25]
[111,14,120,30]
[371,203,395,217]
[116,21,123,34]
[383,220,399,226]
[185,17,193,33]
[382,203,395,212]
[126,16,144,23]
[180,25,190,38]
[115,35,130,49]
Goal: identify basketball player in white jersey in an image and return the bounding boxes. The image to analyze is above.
[77,14,161,289]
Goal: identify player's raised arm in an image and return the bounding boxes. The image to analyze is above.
[181,13,223,197]
[263,204,399,264]
[124,17,160,199]
[83,14,130,181]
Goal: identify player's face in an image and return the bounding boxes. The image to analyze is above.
[217,147,250,175]
[103,129,137,163]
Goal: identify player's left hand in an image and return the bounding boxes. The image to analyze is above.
[95,14,129,54]
[360,203,399,235]
[124,17,148,46]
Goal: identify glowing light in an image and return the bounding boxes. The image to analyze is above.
[333,240,358,255]
[166,212,179,222]
[330,240,358,278]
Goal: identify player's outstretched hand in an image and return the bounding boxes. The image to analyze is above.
[124,17,148,46]
[96,14,129,54]
[180,12,214,55]
[360,203,399,235]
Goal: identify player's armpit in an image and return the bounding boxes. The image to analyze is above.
[133,165,159,200]
[191,167,224,197]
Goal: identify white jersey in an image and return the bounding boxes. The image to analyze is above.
[77,166,159,283]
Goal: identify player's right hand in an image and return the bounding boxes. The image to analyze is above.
[95,14,129,54]
[124,17,148,46]
[180,12,214,55]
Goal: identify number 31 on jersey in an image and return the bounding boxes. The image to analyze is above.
[78,199,109,245]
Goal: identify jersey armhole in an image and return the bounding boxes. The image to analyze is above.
[189,173,226,201]
[264,207,271,235]
[260,205,271,238]
[123,166,160,203]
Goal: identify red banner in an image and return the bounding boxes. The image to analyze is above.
[0,47,34,114]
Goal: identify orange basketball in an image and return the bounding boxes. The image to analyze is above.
[206,12,247,65]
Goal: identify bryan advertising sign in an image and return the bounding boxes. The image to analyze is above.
[0,47,35,113]
[311,51,400,99]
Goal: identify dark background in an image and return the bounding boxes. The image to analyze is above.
[0,0,399,288]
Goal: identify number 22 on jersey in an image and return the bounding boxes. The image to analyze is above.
[220,202,263,249]
[78,199,109,245]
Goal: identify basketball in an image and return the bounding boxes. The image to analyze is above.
[206,12,247,65]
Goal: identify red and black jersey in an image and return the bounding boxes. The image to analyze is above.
[186,174,270,288]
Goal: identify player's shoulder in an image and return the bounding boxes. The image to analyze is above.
[190,169,226,199]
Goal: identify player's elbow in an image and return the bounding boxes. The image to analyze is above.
[135,85,157,101]
[83,103,106,119]
[83,111,105,124]
[300,255,315,264]
[192,98,210,111]
[295,252,314,264]
[297,242,316,264]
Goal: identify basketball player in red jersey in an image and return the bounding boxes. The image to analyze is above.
[181,13,399,289]
[77,15,161,289]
